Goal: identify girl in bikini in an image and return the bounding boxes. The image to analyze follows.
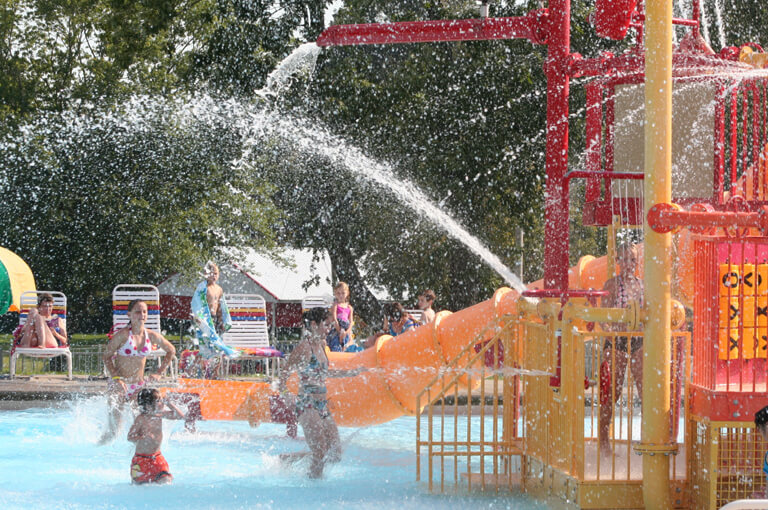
[99,299,176,444]
[278,307,365,478]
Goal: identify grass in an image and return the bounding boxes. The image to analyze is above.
[0,333,108,352]
[0,329,295,376]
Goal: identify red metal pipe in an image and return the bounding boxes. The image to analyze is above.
[753,82,760,178]
[315,5,574,290]
[632,14,699,27]
[316,16,544,47]
[564,170,645,181]
[731,90,739,189]
[692,0,701,38]
[647,202,768,234]
[714,83,726,202]
[743,88,750,195]
[585,82,603,202]
[522,289,608,299]
[543,0,571,290]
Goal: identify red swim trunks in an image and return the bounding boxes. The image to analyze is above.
[130,451,172,484]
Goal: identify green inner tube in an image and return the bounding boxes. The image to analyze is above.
[0,260,11,315]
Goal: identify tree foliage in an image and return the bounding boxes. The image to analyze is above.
[5,0,755,329]
[0,97,280,330]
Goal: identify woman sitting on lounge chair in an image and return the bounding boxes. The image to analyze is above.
[98,299,176,444]
[19,293,66,348]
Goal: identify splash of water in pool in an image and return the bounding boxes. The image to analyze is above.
[0,400,546,510]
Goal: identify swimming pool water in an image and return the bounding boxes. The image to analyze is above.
[0,398,544,510]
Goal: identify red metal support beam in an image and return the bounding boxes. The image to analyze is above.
[316,14,548,47]
[542,0,571,290]
[315,5,575,291]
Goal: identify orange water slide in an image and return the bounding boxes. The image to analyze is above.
[168,241,696,427]
[169,287,519,427]
[528,237,696,307]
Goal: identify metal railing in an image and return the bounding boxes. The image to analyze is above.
[416,314,523,492]
[2,339,293,378]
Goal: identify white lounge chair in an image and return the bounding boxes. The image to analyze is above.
[406,309,425,325]
[222,294,282,377]
[112,284,176,379]
[301,295,332,312]
[10,291,72,380]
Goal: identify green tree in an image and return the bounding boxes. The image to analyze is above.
[263,0,635,320]
[0,97,280,331]
[270,0,550,317]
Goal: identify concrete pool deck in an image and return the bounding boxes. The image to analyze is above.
[0,375,106,409]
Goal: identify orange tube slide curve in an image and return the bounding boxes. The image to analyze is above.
[169,287,519,427]
[527,235,695,307]
[168,238,695,427]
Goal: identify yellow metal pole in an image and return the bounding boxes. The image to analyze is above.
[642,0,673,507]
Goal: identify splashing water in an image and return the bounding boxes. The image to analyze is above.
[712,0,726,50]
[262,43,323,96]
[255,42,525,291]
[0,400,546,510]
[4,39,526,294]
[239,110,526,291]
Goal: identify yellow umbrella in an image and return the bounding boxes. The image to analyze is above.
[0,247,36,314]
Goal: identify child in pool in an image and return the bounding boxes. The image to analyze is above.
[128,388,185,484]
[326,282,356,352]
[755,405,768,498]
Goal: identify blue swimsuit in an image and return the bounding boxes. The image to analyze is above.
[296,350,331,419]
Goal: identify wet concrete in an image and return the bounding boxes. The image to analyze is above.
[0,375,107,409]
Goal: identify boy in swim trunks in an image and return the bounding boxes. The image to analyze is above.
[128,388,185,484]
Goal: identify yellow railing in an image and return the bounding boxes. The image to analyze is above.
[415,314,525,492]
[416,297,691,503]
[690,416,768,510]
[521,298,690,484]
[576,330,690,482]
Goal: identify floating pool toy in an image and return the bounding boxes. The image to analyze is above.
[190,280,239,358]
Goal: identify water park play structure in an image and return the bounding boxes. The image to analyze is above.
[158,1,768,508]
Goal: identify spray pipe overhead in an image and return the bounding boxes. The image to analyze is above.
[315,0,702,292]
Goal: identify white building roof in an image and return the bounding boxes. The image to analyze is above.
[235,249,335,301]
[157,249,333,303]
[158,248,391,303]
